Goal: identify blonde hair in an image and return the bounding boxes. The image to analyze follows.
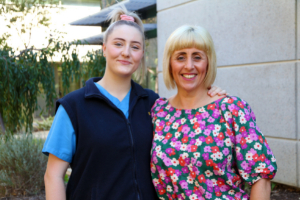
[103,5,146,83]
[163,25,217,90]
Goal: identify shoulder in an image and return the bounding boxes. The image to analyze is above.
[131,81,159,102]
[152,97,168,110]
[151,97,169,120]
[217,96,250,110]
[140,86,159,108]
[217,96,255,121]
[56,87,85,112]
[144,88,159,100]
[61,87,85,101]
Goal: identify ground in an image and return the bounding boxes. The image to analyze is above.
[1,183,300,199]
[271,183,300,200]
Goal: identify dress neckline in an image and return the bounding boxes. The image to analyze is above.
[162,95,228,111]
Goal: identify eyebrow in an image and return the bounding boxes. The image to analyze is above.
[113,38,142,45]
[175,52,204,56]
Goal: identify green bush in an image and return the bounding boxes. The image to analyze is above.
[35,116,54,131]
[0,134,47,197]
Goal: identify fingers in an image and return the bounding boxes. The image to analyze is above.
[208,86,221,97]
[218,89,227,96]
[208,86,217,96]
[208,86,228,97]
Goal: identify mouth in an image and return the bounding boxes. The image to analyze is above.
[182,74,197,79]
[118,60,131,65]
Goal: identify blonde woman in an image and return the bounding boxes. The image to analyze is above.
[150,25,277,200]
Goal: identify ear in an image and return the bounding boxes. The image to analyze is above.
[102,43,107,57]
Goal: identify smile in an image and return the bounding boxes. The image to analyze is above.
[118,60,131,65]
[182,74,196,79]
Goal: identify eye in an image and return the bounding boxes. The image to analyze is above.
[177,56,185,61]
[114,42,122,47]
[132,45,140,50]
[194,56,201,60]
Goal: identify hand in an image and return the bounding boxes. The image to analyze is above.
[207,86,228,97]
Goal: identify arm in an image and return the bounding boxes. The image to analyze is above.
[250,178,271,200]
[224,97,276,199]
[44,154,69,200]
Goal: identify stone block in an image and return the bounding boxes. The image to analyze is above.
[157,0,295,71]
[158,73,177,98]
[296,0,300,59]
[267,138,298,187]
[157,0,193,11]
[214,62,296,139]
[298,142,300,187]
[298,63,300,140]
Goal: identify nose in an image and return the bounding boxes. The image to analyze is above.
[184,57,194,70]
[122,45,130,57]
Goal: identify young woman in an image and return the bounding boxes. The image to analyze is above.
[43,8,226,200]
[150,25,277,200]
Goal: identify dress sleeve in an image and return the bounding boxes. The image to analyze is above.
[225,97,277,185]
[42,105,76,163]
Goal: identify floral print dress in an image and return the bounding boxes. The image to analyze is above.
[150,96,277,200]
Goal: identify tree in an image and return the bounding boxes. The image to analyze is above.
[0,0,106,135]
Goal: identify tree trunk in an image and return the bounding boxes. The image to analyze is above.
[0,112,5,134]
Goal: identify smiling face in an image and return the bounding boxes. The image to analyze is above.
[170,47,208,93]
[103,24,144,79]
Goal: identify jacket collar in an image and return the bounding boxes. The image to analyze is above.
[84,77,148,99]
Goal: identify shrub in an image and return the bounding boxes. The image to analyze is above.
[0,134,47,197]
[34,116,54,131]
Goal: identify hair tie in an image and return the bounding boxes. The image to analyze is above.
[120,14,135,22]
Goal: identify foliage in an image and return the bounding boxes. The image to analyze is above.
[0,134,47,197]
[80,50,106,87]
[100,0,122,9]
[0,0,60,50]
[34,116,54,131]
[0,0,106,135]
[271,182,276,191]
[0,34,57,134]
[64,174,69,185]
[244,182,251,195]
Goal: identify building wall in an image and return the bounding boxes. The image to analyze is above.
[156,0,300,187]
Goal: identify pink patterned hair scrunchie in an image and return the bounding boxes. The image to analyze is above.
[120,14,135,22]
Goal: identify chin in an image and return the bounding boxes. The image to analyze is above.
[179,84,204,93]
[118,71,135,77]
[181,87,196,93]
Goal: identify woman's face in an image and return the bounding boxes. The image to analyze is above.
[170,47,208,93]
[103,25,144,78]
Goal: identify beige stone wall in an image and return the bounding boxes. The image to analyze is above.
[156,0,300,187]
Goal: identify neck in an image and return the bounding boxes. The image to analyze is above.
[97,70,131,101]
[171,85,210,109]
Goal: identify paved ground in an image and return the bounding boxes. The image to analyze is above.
[271,183,300,200]
[32,131,48,139]
[2,185,300,199]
